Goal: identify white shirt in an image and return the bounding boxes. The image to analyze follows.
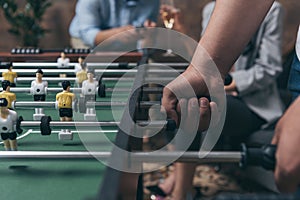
[31,80,48,95]
[296,26,300,60]
[82,80,98,95]
[0,110,17,133]
[57,57,70,68]
[74,63,82,74]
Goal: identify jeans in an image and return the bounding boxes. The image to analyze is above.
[288,53,300,101]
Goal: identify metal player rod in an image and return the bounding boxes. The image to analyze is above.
[86,101,160,108]
[0,69,76,75]
[7,77,133,83]
[12,63,76,67]
[0,68,184,75]
[94,69,184,74]
[12,62,137,68]
[2,87,163,94]
[0,151,241,163]
[0,87,81,93]
[13,100,161,109]
[20,120,169,128]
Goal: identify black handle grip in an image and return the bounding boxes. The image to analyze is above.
[240,143,276,170]
[16,116,23,134]
[224,74,233,86]
[166,119,176,131]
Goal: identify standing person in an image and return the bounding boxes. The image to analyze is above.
[158,0,297,199]
[149,2,284,198]
[272,25,300,193]
[287,26,300,101]
[69,0,159,49]
[202,0,284,148]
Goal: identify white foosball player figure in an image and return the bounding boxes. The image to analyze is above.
[81,71,98,120]
[57,52,70,69]
[0,98,20,151]
[30,68,48,120]
[57,52,70,80]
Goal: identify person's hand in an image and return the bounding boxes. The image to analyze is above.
[117,25,141,44]
[175,97,218,133]
[143,20,156,28]
[160,5,185,33]
[224,79,238,96]
[162,65,210,126]
[272,97,300,193]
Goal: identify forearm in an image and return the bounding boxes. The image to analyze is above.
[199,0,275,76]
[94,25,135,46]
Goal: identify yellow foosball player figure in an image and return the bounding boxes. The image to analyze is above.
[0,98,20,151]
[56,80,76,140]
[74,56,85,74]
[2,62,17,87]
[0,80,16,109]
[76,62,87,88]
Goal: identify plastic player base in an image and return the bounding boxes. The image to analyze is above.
[58,131,73,140]
[84,114,97,121]
[33,113,45,121]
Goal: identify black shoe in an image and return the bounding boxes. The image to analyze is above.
[193,187,202,200]
[146,185,167,197]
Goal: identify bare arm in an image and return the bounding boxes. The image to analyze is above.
[200,0,275,75]
[94,25,135,46]
[162,0,275,132]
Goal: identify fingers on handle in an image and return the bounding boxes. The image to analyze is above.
[198,97,211,132]
[186,98,200,132]
[274,166,299,193]
[176,98,187,126]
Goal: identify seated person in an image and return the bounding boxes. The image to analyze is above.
[68,0,159,49]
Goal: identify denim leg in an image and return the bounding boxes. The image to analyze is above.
[288,53,300,101]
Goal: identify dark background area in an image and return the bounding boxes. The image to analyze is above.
[0,0,299,56]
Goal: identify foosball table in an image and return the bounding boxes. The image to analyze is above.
[0,49,295,200]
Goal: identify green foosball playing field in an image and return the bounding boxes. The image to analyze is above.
[1,79,134,200]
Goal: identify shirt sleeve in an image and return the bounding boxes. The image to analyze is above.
[76,0,102,47]
[201,2,215,36]
[231,2,283,96]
